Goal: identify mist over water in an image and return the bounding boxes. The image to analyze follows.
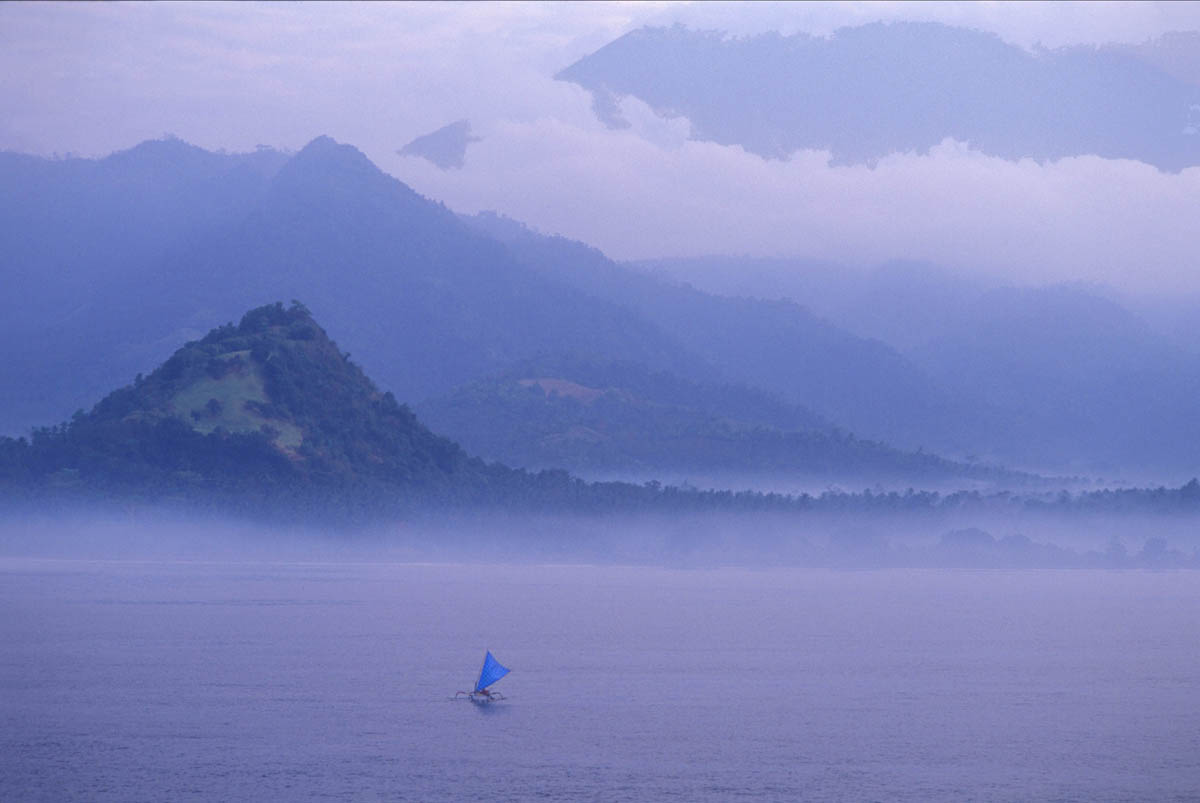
[3,509,1198,570]
[3,554,1199,801]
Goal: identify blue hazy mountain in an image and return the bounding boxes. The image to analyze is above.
[557,22,1200,170]
[0,138,290,435]
[461,211,1003,460]
[637,256,997,353]
[4,136,1008,485]
[907,284,1200,474]
[0,136,703,436]
[644,252,1200,475]
[398,119,481,169]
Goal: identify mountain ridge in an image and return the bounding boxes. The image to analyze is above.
[557,22,1200,170]
[9,135,1198,479]
[415,352,1027,487]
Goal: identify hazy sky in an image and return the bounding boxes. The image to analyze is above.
[4,1,1200,292]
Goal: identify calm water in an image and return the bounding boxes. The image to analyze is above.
[2,558,1199,801]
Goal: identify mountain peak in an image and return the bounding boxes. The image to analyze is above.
[398,120,481,170]
[267,135,435,222]
[102,135,221,173]
[296,134,353,156]
[285,135,381,178]
[62,301,469,496]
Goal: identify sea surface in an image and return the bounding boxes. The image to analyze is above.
[3,558,1199,801]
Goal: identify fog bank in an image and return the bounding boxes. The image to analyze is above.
[3,508,1198,570]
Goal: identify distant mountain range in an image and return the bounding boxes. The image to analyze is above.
[4,134,1200,481]
[457,210,1021,468]
[557,22,1200,170]
[633,256,997,353]
[2,135,986,486]
[643,254,1200,476]
[1,136,700,435]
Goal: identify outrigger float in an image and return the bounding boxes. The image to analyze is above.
[455,650,510,703]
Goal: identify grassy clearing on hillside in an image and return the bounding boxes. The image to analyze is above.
[169,355,303,449]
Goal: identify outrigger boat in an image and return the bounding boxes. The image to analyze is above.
[455,650,510,703]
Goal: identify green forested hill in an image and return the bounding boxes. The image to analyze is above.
[0,302,480,517]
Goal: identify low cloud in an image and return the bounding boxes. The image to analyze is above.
[389,90,1200,295]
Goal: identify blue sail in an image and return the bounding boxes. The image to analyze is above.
[475,651,510,692]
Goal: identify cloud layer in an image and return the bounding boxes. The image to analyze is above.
[391,91,1200,294]
[4,2,1200,293]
